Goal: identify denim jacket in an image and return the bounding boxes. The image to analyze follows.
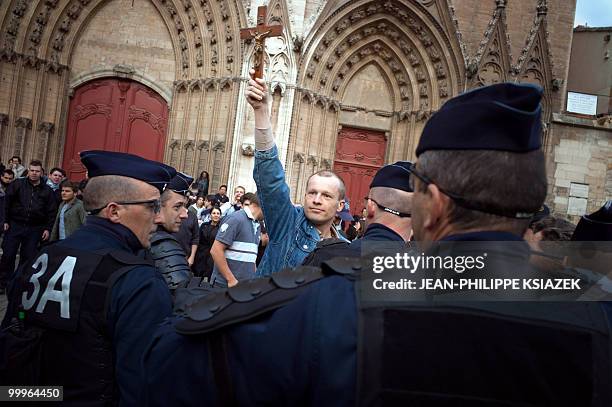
[254,145,338,276]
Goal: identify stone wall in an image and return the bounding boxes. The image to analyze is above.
[71,0,176,90]
[0,0,589,201]
[548,113,612,222]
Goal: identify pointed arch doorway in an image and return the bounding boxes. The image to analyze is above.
[333,126,387,216]
[62,78,169,180]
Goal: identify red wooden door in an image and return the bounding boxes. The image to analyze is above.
[63,78,168,180]
[333,127,387,216]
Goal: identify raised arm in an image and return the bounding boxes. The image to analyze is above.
[245,70,297,240]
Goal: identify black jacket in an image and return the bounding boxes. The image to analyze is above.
[3,177,57,229]
[193,221,219,278]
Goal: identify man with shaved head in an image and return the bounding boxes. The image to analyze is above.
[303,161,414,266]
[245,69,348,276]
[2,150,176,406]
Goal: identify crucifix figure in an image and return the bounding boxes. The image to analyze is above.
[240,5,283,79]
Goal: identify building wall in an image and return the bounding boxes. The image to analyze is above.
[566,27,612,115]
[0,0,247,192]
[548,114,611,222]
[1,0,602,218]
[70,0,176,90]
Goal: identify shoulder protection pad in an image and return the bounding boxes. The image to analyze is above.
[176,266,324,335]
[315,238,349,249]
[321,256,363,276]
[150,230,178,245]
[150,239,188,261]
[104,249,154,267]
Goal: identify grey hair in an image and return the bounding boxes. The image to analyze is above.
[369,187,413,215]
[417,149,546,235]
[83,175,149,212]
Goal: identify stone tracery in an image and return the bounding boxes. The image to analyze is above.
[0,0,568,197]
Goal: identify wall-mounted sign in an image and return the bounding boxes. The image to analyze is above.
[569,182,589,199]
[567,92,598,115]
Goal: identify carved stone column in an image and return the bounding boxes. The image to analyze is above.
[211,141,226,190]
[14,117,32,157]
[36,122,54,162]
[196,141,210,174]
[0,114,8,162]
[288,152,305,201]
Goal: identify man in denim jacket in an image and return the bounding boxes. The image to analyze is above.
[246,71,348,276]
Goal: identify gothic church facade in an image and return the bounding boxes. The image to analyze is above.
[0,0,606,218]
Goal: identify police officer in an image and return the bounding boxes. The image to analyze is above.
[1,150,176,406]
[571,200,612,241]
[141,84,612,406]
[149,172,194,292]
[302,161,414,266]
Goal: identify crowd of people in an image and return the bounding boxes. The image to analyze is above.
[0,76,611,406]
[0,156,369,296]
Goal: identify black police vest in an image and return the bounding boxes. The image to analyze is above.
[176,257,612,407]
[357,302,612,406]
[13,245,152,405]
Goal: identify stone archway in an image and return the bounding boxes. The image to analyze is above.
[62,77,168,180]
[286,0,464,201]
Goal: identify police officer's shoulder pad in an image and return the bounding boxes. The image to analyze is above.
[80,150,176,193]
[315,238,350,249]
[321,256,363,276]
[175,266,325,335]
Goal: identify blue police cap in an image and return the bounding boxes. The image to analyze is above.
[530,204,551,224]
[416,83,543,156]
[336,207,353,222]
[370,161,413,192]
[80,150,176,193]
[167,172,194,196]
[571,201,612,241]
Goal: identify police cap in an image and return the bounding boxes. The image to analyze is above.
[167,172,194,196]
[416,82,543,156]
[370,161,413,193]
[571,201,612,241]
[336,207,353,222]
[530,204,551,225]
[80,150,176,193]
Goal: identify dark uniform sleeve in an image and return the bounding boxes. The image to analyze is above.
[45,187,58,231]
[3,179,18,224]
[189,214,199,246]
[142,275,357,406]
[108,265,172,406]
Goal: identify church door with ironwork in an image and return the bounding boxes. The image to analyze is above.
[63,78,168,180]
[333,127,387,216]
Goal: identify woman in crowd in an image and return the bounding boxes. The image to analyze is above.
[193,206,221,279]
[194,171,209,197]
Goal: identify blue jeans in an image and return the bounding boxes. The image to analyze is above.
[210,275,228,289]
[0,223,43,287]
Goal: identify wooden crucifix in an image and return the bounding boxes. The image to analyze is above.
[240,5,283,79]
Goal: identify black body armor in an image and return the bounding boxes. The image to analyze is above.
[149,230,192,291]
[1,246,151,406]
